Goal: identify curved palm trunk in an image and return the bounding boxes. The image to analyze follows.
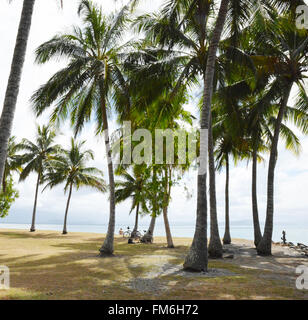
[252,146,262,247]
[208,114,223,258]
[99,99,116,256]
[257,84,292,256]
[30,171,40,232]
[62,183,73,235]
[131,203,140,238]
[223,154,231,244]
[184,0,230,272]
[163,167,174,248]
[163,206,174,248]
[0,0,35,187]
[142,214,156,243]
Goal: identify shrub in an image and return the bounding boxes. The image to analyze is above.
[0,177,19,218]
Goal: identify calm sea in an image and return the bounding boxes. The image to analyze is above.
[0,222,307,245]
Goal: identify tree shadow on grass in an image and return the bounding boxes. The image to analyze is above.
[1,232,306,300]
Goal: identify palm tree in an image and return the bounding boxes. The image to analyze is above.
[44,138,106,234]
[244,93,298,248]
[0,0,64,192]
[115,165,149,238]
[205,0,307,254]
[208,114,223,257]
[213,116,242,245]
[31,0,136,255]
[245,99,268,247]
[184,0,230,272]
[247,10,308,255]
[134,0,231,270]
[18,125,60,232]
[2,137,22,194]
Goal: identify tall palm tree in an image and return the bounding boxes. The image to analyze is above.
[248,10,308,255]
[44,138,106,234]
[208,114,223,257]
[0,0,36,192]
[115,165,150,238]
[213,115,245,245]
[184,0,230,272]
[207,0,307,254]
[18,125,60,232]
[0,0,64,191]
[244,93,301,247]
[245,98,269,247]
[31,0,135,255]
[134,0,231,270]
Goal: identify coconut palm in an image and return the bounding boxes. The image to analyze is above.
[184,0,230,271]
[115,165,150,238]
[208,114,223,257]
[31,0,137,255]
[134,0,287,268]
[213,113,248,245]
[0,0,64,193]
[204,0,307,256]
[43,138,106,234]
[246,10,308,255]
[134,0,231,270]
[244,92,303,247]
[18,125,60,232]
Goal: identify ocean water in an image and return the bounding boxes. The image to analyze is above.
[0,222,307,245]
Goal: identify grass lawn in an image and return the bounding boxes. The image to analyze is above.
[0,229,307,300]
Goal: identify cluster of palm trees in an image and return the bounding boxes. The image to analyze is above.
[0,0,307,272]
[3,126,106,234]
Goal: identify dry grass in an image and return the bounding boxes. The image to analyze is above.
[0,229,307,300]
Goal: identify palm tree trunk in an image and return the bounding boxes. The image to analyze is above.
[0,0,36,187]
[62,183,73,235]
[30,171,40,232]
[99,98,116,256]
[2,173,7,194]
[131,203,140,238]
[141,167,158,243]
[252,145,262,247]
[257,83,292,256]
[183,0,230,272]
[208,114,223,258]
[163,167,174,248]
[142,214,156,243]
[163,206,174,248]
[223,154,231,244]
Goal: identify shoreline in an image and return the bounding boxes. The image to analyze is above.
[0,228,306,249]
[0,228,194,240]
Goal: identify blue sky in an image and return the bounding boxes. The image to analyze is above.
[1,0,307,230]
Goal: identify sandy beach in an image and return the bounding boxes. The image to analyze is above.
[0,229,307,300]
